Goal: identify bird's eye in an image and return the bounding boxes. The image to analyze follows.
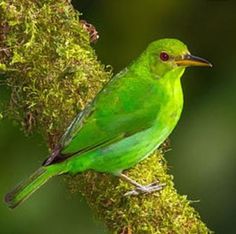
[160,52,169,61]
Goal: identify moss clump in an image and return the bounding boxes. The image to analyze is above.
[68,152,211,234]
[0,0,110,148]
[1,0,211,233]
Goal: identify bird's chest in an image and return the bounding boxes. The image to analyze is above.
[156,80,183,131]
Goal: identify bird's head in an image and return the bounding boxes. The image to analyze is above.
[145,38,212,79]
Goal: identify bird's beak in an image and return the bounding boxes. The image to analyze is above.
[175,54,212,67]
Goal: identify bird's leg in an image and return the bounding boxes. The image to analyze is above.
[118,173,166,196]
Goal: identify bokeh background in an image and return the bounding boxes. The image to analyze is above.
[1,0,236,233]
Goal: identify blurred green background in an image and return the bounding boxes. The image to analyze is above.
[1,0,236,233]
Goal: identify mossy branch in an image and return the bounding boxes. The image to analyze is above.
[0,1,211,233]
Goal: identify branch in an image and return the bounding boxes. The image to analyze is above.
[0,1,211,233]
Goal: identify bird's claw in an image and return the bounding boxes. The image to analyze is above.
[124,182,166,196]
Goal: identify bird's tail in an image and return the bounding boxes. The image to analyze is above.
[4,166,61,209]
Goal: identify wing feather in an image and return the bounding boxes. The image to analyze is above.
[45,70,161,165]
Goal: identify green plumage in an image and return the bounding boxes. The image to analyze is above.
[5,39,212,208]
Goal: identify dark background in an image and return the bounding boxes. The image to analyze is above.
[1,0,236,233]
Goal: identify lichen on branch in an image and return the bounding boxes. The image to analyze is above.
[0,0,211,233]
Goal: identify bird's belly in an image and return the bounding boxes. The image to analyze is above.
[68,122,175,174]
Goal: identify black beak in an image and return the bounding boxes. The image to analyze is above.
[175,54,213,67]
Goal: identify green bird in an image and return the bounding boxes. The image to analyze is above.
[5,38,212,208]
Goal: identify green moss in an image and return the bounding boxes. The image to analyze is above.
[68,152,211,234]
[0,1,212,233]
[0,0,110,148]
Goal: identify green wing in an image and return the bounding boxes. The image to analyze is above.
[53,71,161,162]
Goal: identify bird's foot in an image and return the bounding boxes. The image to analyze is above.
[118,173,165,196]
[124,181,165,196]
